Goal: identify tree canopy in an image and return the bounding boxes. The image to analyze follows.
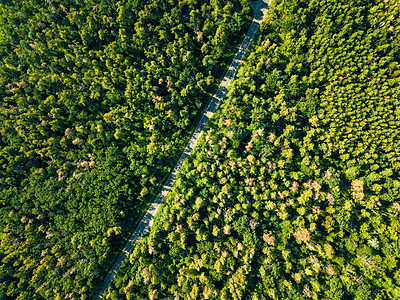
[0,0,251,298]
[106,0,400,299]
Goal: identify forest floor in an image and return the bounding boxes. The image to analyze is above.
[92,1,269,299]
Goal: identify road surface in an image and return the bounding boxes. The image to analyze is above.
[92,1,268,299]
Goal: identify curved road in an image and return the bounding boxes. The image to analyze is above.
[92,1,268,299]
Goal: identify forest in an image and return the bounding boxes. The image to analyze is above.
[0,0,252,298]
[105,0,400,299]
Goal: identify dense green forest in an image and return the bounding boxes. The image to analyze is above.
[0,0,252,298]
[107,0,400,299]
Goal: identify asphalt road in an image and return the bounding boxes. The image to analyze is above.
[92,1,268,299]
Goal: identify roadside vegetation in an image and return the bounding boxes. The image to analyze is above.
[0,0,251,298]
[106,0,400,299]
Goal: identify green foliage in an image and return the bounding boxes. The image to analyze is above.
[107,0,400,299]
[0,0,251,298]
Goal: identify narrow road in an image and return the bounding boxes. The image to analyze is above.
[92,1,268,299]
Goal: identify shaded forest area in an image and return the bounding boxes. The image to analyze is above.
[0,0,252,298]
[107,0,400,299]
